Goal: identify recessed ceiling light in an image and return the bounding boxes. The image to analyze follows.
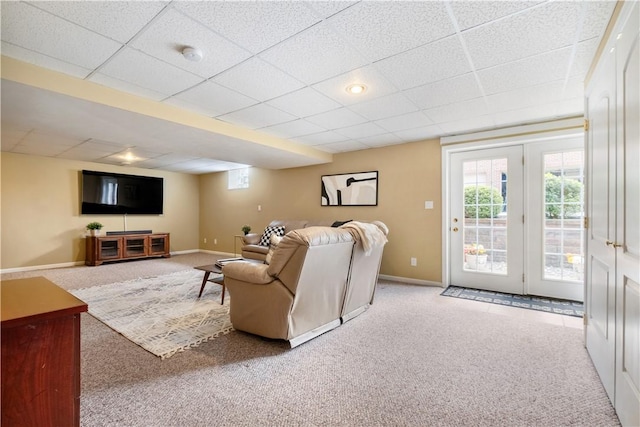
[346,84,367,95]
[182,47,203,62]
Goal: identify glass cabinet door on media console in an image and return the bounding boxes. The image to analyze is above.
[97,237,122,261]
[148,235,169,255]
[123,236,147,258]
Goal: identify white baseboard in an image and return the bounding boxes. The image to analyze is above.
[378,274,443,287]
[0,260,85,274]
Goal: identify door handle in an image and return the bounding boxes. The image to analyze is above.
[606,240,623,248]
[452,227,459,232]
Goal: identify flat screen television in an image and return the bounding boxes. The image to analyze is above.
[81,170,164,215]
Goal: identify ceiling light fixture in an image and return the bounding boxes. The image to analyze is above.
[182,47,203,62]
[346,84,367,95]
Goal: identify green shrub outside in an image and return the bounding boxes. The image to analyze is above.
[545,173,583,218]
[464,185,503,218]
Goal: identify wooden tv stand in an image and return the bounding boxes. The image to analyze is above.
[86,232,170,266]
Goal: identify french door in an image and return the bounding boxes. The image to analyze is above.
[448,140,585,300]
[525,138,585,301]
[450,146,524,294]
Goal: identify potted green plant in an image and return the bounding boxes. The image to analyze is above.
[241,225,251,235]
[464,243,487,269]
[86,221,104,236]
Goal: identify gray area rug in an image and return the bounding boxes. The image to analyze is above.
[71,269,231,359]
[442,285,584,317]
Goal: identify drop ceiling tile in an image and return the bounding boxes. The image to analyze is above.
[570,38,602,77]
[328,1,453,62]
[96,48,204,96]
[293,131,349,145]
[374,111,433,133]
[463,2,582,71]
[334,122,386,139]
[477,48,570,95]
[349,93,419,121]
[58,151,106,162]
[20,131,82,148]
[312,65,398,106]
[165,81,257,117]
[374,35,471,90]
[218,104,297,129]
[305,108,368,130]
[212,57,305,102]
[260,119,326,139]
[1,127,29,150]
[1,2,123,69]
[13,144,69,157]
[134,153,199,168]
[424,98,488,124]
[88,73,168,101]
[73,139,133,154]
[305,1,358,19]
[439,115,496,135]
[266,87,341,118]
[260,22,368,85]
[403,73,482,110]
[485,79,581,114]
[450,1,543,31]
[492,104,560,127]
[318,140,369,153]
[131,9,251,79]
[174,1,320,54]
[28,1,168,43]
[358,133,405,147]
[581,2,618,41]
[1,42,92,79]
[393,125,443,142]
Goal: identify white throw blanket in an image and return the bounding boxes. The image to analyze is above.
[340,221,388,256]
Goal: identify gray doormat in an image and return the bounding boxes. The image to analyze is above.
[441,286,584,318]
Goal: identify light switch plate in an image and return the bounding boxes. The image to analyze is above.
[425,200,434,209]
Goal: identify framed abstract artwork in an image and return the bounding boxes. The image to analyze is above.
[321,171,378,206]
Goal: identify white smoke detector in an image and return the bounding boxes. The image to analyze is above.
[182,47,203,62]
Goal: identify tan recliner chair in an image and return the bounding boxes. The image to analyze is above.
[223,227,355,347]
[340,221,389,323]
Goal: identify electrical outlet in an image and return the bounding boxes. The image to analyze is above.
[214,238,217,245]
[204,237,207,244]
[424,200,434,209]
[410,257,417,266]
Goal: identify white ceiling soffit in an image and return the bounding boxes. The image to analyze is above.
[0,0,617,174]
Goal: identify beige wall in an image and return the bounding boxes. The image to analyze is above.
[200,139,442,283]
[0,152,200,269]
[1,140,442,282]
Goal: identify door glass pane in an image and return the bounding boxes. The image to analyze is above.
[463,158,507,275]
[543,151,585,282]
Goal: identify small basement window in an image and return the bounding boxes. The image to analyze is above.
[228,167,249,190]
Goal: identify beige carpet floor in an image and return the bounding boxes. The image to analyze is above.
[2,253,620,427]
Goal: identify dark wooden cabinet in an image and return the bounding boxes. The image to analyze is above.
[1,277,88,427]
[86,232,170,266]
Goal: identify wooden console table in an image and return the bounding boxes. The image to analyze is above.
[1,277,88,427]
[86,232,170,266]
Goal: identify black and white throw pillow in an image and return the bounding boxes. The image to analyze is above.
[259,225,285,246]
